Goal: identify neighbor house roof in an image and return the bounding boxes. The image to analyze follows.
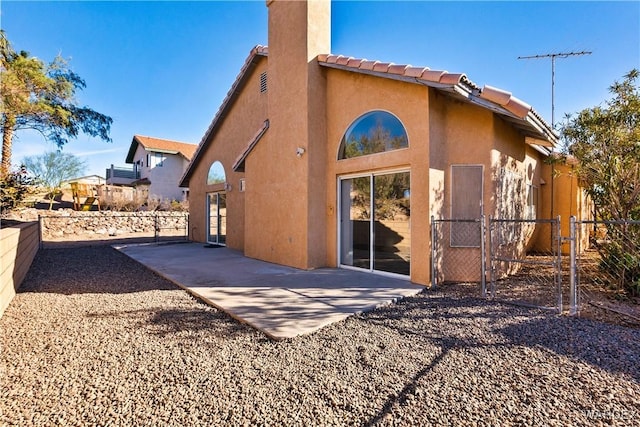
[180,45,557,186]
[126,135,198,164]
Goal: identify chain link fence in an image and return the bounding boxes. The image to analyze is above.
[431,216,639,320]
[39,211,189,247]
[573,219,640,314]
[430,216,486,296]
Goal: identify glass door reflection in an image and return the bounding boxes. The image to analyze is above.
[207,192,226,245]
[339,171,410,276]
[340,177,371,269]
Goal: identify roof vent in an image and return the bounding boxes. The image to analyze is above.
[260,72,267,93]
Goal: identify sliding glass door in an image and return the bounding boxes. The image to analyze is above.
[339,171,410,276]
[207,192,226,245]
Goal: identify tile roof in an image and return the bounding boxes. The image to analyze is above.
[181,45,557,186]
[126,135,198,164]
[180,45,268,187]
[317,53,557,147]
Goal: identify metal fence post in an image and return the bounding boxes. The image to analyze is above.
[569,216,578,316]
[185,212,190,241]
[431,215,437,290]
[38,215,43,249]
[488,216,495,298]
[556,216,563,314]
[154,212,159,244]
[480,215,486,298]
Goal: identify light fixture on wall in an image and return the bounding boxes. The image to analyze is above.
[296,147,306,158]
[224,182,232,191]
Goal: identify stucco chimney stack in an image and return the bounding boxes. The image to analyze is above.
[261,0,330,268]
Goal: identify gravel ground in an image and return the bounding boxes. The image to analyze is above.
[1,246,639,426]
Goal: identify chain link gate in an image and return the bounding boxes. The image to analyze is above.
[489,216,563,313]
[432,215,639,317]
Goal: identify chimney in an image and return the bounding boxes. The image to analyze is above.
[249,0,330,268]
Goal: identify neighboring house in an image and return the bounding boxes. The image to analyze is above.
[180,0,587,285]
[105,165,139,186]
[126,135,197,201]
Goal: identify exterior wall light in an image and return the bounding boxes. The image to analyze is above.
[296,147,306,158]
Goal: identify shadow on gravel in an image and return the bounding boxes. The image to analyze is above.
[146,308,256,340]
[86,307,256,340]
[359,292,640,425]
[499,316,640,383]
[20,245,258,340]
[19,246,176,294]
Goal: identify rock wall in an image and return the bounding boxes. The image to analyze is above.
[39,210,188,239]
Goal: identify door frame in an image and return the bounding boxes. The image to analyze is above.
[337,168,411,279]
[206,191,226,246]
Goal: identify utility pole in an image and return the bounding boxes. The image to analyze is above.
[518,51,592,127]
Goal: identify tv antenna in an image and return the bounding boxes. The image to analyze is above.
[518,51,592,127]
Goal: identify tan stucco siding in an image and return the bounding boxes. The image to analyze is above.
[188,59,269,250]
[325,69,431,285]
[428,91,549,282]
[428,92,494,282]
[243,0,331,269]
[538,161,590,253]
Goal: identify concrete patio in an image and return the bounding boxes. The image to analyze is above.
[115,242,423,339]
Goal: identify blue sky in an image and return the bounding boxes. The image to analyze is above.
[2,1,639,176]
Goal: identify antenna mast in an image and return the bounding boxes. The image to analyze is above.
[518,51,592,128]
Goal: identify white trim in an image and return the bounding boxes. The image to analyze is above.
[339,263,411,281]
[206,192,227,246]
[336,109,410,161]
[337,168,411,277]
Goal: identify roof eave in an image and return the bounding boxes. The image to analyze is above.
[319,60,558,148]
[180,46,268,188]
[232,119,270,172]
[125,136,142,164]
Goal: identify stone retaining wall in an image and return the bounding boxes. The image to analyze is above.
[39,211,189,239]
[1,221,39,318]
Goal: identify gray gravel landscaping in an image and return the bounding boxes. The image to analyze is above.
[1,246,639,426]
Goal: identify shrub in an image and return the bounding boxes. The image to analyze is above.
[599,244,640,298]
[0,166,36,215]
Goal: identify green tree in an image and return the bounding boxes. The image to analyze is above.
[0,30,112,171]
[561,69,640,221]
[23,151,86,210]
[560,69,640,296]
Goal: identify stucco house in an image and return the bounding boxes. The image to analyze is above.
[126,135,197,201]
[180,0,585,285]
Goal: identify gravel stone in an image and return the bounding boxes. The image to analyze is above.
[1,246,639,426]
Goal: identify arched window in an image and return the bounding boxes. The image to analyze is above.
[207,161,226,185]
[338,111,408,160]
